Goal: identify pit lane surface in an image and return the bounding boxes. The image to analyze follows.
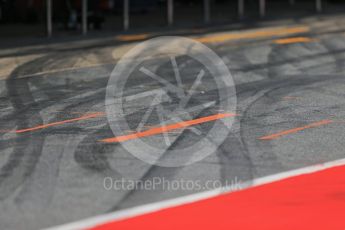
[1,15,345,230]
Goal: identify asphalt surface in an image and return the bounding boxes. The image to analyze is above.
[1,14,345,230]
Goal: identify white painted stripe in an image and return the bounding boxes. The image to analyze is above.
[44,157,345,230]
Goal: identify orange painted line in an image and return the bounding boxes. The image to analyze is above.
[274,37,313,44]
[116,34,150,42]
[197,26,310,43]
[15,112,105,134]
[258,120,333,140]
[113,26,309,44]
[101,113,237,143]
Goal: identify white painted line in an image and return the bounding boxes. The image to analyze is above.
[44,157,345,230]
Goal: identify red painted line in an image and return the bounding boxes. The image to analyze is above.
[101,113,237,143]
[258,120,333,140]
[89,164,345,230]
[15,112,105,134]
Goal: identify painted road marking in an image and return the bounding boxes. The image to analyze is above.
[273,36,314,44]
[114,26,310,44]
[258,120,333,140]
[116,34,150,42]
[101,113,237,143]
[197,26,310,43]
[15,112,105,134]
[45,157,345,230]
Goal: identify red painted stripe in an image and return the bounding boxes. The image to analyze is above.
[89,164,345,230]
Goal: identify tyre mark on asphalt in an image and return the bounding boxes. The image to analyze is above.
[109,107,232,211]
[105,40,344,210]
[318,36,345,74]
[111,75,342,210]
[236,36,333,175]
[106,55,242,210]
[41,66,118,176]
[231,46,345,73]
[0,75,107,137]
[14,135,68,210]
[220,46,270,83]
[0,50,122,227]
[74,124,121,175]
[2,27,345,229]
[0,57,46,200]
[239,85,286,177]
[238,73,345,176]
[246,38,312,171]
[0,50,112,204]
